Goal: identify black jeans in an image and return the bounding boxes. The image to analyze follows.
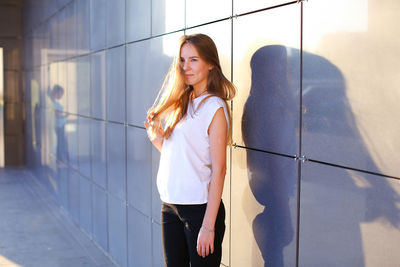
[161,201,225,267]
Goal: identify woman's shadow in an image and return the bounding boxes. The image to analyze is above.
[241,45,400,266]
[242,45,298,267]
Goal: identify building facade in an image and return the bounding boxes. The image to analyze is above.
[23,0,400,266]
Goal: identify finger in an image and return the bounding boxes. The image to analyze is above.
[197,243,201,256]
[197,246,201,256]
[144,121,149,130]
[205,245,210,256]
[211,244,214,254]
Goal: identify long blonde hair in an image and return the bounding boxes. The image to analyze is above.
[147,34,236,143]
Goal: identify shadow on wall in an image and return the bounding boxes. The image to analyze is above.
[242,45,400,266]
[242,45,297,267]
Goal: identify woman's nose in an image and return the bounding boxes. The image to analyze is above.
[182,61,190,71]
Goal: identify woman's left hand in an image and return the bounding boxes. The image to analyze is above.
[196,227,215,258]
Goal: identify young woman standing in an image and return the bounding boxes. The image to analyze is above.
[144,34,235,267]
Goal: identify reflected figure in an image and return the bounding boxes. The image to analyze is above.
[33,102,41,166]
[48,85,69,164]
[242,45,297,267]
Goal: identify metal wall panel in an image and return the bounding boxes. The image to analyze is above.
[89,0,106,51]
[76,56,90,116]
[23,1,400,266]
[127,206,152,267]
[90,51,106,120]
[151,0,184,36]
[68,169,80,224]
[126,33,180,127]
[106,0,125,48]
[92,183,108,251]
[233,5,301,156]
[108,194,128,267]
[126,0,151,42]
[106,122,126,200]
[75,0,89,55]
[106,46,126,123]
[79,175,92,235]
[302,0,400,177]
[231,147,298,267]
[186,0,231,27]
[78,116,91,178]
[66,114,78,169]
[299,161,400,267]
[127,126,152,216]
[91,119,107,188]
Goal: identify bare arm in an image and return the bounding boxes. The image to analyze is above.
[197,107,227,258]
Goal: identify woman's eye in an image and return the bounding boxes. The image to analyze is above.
[191,58,198,62]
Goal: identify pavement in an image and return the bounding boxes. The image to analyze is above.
[0,167,117,267]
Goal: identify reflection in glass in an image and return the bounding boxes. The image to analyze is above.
[48,84,69,164]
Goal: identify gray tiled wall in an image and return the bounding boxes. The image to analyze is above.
[23,0,400,266]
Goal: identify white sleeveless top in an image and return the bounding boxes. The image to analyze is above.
[156,94,229,204]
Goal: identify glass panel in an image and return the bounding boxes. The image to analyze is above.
[57,6,67,60]
[152,223,165,266]
[90,0,106,51]
[66,114,78,169]
[78,116,91,179]
[106,0,125,48]
[128,206,152,267]
[299,161,400,266]
[76,56,90,116]
[68,169,80,224]
[108,194,128,267]
[234,0,295,15]
[152,0,184,36]
[233,5,300,156]
[106,46,125,123]
[302,0,400,177]
[0,48,4,167]
[75,0,90,55]
[79,176,92,235]
[106,122,126,200]
[65,1,76,57]
[126,33,181,126]
[57,163,69,209]
[90,51,106,120]
[127,126,152,216]
[91,119,107,188]
[186,0,231,27]
[92,184,108,251]
[66,59,77,114]
[126,0,151,42]
[231,147,298,267]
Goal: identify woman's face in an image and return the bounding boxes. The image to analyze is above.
[180,43,213,90]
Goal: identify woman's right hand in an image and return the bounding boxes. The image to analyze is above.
[144,113,165,151]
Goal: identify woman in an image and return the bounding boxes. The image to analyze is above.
[144,34,235,267]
